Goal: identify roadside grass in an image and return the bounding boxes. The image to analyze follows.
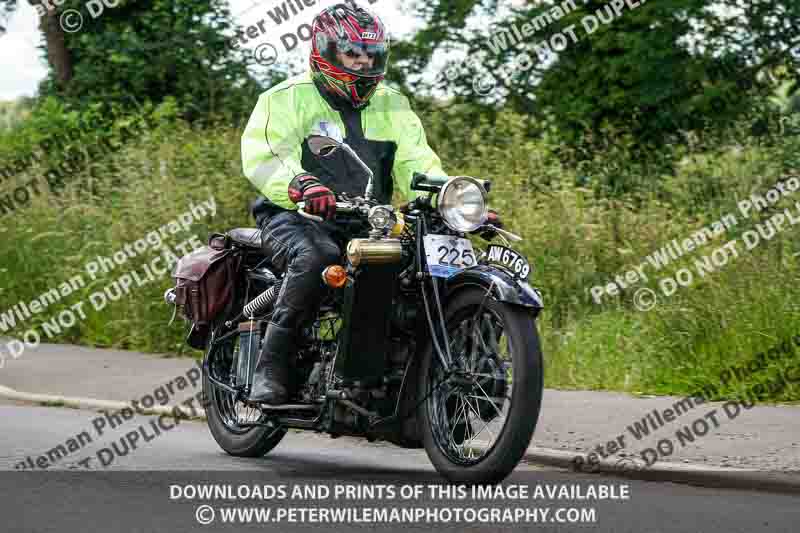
[541,247,800,401]
[0,109,253,357]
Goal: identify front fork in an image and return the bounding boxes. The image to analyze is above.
[415,216,454,375]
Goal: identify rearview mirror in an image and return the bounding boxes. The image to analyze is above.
[307,121,376,202]
[308,121,345,157]
[307,135,341,157]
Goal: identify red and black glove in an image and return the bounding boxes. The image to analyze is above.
[487,209,503,228]
[288,174,336,220]
[479,209,503,240]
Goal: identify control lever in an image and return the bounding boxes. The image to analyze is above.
[487,224,522,242]
[296,202,324,222]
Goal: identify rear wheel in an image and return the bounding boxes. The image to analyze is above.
[203,322,286,457]
[419,287,543,484]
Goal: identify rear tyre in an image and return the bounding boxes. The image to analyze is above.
[419,287,544,484]
[203,322,286,457]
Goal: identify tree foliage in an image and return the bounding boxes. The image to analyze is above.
[396,0,800,144]
[1,0,267,120]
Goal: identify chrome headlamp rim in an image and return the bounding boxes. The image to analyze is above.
[367,205,396,232]
[437,176,489,233]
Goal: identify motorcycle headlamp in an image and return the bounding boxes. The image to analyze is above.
[437,176,488,233]
[367,205,396,232]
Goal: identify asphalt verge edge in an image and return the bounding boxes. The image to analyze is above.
[0,384,206,419]
[523,446,800,495]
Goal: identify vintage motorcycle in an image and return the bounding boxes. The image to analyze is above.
[166,133,544,484]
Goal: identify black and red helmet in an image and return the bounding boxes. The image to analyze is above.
[310,1,389,109]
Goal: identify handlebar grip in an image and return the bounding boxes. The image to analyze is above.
[410,172,428,190]
[411,172,450,193]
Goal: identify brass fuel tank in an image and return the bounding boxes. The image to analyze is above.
[346,238,402,267]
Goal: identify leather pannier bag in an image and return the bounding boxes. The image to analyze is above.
[171,244,239,326]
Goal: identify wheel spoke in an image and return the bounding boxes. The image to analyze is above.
[447,395,465,454]
[467,394,507,405]
[462,396,475,459]
[445,400,458,451]
[449,394,470,459]
[474,379,507,420]
[464,396,496,445]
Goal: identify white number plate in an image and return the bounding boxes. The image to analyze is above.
[423,235,477,278]
[486,244,531,279]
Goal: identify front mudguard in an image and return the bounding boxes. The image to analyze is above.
[444,264,543,316]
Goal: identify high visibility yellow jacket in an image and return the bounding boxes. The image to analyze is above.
[241,71,445,211]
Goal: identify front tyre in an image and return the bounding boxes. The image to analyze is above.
[418,287,544,484]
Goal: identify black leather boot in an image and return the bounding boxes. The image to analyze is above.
[249,323,294,404]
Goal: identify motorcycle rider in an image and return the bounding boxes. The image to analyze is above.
[241,1,498,404]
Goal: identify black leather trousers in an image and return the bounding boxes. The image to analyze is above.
[258,210,342,333]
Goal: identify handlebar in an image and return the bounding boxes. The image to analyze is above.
[296,200,371,222]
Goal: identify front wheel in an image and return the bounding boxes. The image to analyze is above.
[418,287,544,484]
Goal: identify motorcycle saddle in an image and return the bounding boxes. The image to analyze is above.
[227,228,262,249]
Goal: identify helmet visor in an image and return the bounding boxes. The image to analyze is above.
[319,38,389,77]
